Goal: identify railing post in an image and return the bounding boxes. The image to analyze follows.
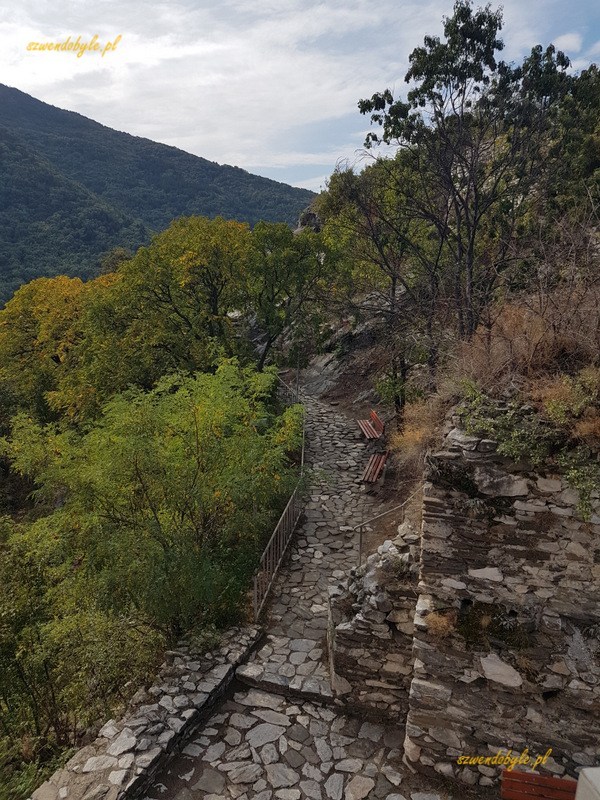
[358,525,363,567]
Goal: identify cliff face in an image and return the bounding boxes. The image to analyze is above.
[328,413,600,787]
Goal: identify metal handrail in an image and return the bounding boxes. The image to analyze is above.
[276,370,302,404]
[252,373,306,620]
[355,484,422,567]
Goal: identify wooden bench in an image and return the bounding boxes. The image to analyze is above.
[500,770,577,800]
[361,452,388,484]
[357,410,385,439]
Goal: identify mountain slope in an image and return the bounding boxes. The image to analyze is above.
[0,85,314,229]
[0,84,315,302]
[0,125,149,301]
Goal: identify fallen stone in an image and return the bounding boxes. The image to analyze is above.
[336,758,363,773]
[182,743,202,757]
[468,567,503,582]
[260,743,280,765]
[247,723,287,748]
[228,763,263,784]
[381,766,403,786]
[410,795,441,800]
[203,742,226,762]
[289,639,317,653]
[480,653,523,688]
[238,690,284,710]
[192,768,226,794]
[315,738,333,762]
[358,722,383,742]
[300,780,322,799]
[472,466,528,497]
[252,709,292,727]
[224,728,242,746]
[325,773,344,800]
[230,713,257,730]
[108,771,127,786]
[82,755,118,773]
[344,776,375,800]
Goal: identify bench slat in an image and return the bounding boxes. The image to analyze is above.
[370,410,385,435]
[357,419,379,439]
[361,453,388,483]
[501,771,577,800]
[501,789,576,800]
[503,771,577,790]
[357,410,384,439]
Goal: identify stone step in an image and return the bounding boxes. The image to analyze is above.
[236,663,335,705]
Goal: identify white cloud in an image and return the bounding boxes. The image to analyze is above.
[0,0,596,189]
[553,32,583,53]
[587,39,600,57]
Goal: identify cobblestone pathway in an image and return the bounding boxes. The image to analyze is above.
[145,396,450,800]
[237,396,384,699]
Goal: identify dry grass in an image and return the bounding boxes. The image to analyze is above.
[389,397,447,474]
[573,413,600,447]
[426,610,458,638]
[441,285,600,399]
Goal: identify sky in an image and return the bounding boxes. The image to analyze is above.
[0,0,599,193]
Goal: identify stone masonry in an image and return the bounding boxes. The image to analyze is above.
[404,420,600,786]
[32,390,462,800]
[327,521,420,720]
[31,627,262,800]
[143,396,459,799]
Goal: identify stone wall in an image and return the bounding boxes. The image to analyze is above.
[404,422,600,786]
[327,522,420,719]
[31,626,261,800]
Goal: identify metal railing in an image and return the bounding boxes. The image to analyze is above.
[355,484,422,567]
[252,373,305,620]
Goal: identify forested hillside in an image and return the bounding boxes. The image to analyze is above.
[1,2,599,798]
[0,85,314,302]
[0,126,148,300]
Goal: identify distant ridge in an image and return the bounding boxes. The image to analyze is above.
[0,84,315,302]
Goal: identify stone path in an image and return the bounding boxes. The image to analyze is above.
[144,395,453,800]
[237,396,385,700]
[145,687,408,800]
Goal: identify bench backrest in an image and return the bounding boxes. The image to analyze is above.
[500,769,577,800]
[370,410,385,434]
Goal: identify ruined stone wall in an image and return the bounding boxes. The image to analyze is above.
[327,522,419,719]
[404,422,600,787]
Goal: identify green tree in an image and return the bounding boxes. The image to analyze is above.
[3,361,302,636]
[249,223,330,370]
[0,361,303,791]
[40,216,255,421]
[358,0,571,338]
